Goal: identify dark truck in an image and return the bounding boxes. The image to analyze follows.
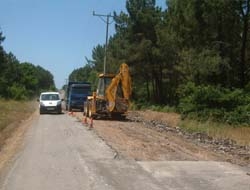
[66,82,91,111]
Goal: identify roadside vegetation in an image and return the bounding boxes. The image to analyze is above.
[0,99,36,147]
[179,119,250,146]
[131,104,250,146]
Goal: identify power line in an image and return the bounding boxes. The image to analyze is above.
[93,11,114,74]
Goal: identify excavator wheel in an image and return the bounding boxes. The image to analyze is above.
[88,109,98,119]
[88,108,92,118]
[83,101,89,117]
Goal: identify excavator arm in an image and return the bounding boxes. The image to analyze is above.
[106,63,132,112]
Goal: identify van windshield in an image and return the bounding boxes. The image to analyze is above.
[41,94,60,101]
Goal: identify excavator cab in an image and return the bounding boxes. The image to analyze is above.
[96,74,114,97]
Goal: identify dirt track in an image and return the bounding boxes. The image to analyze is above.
[75,110,250,166]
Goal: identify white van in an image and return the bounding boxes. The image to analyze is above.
[38,92,63,114]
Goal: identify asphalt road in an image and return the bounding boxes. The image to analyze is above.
[0,113,249,190]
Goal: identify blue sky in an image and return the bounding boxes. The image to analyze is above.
[0,0,166,88]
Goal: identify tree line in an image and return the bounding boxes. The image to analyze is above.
[70,0,250,125]
[0,31,55,100]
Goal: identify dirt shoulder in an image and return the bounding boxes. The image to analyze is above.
[0,110,38,178]
[0,100,37,149]
[0,100,38,180]
[75,110,250,167]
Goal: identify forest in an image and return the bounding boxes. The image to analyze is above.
[0,31,55,100]
[69,0,250,125]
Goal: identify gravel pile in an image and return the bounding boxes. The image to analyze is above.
[127,111,250,166]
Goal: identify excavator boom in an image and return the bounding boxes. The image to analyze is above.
[106,63,131,112]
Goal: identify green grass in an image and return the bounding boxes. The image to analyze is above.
[130,102,176,112]
[0,99,37,131]
[133,102,250,146]
[180,119,250,146]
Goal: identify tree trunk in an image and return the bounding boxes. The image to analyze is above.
[240,0,249,88]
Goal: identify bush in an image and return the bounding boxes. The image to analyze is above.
[7,83,28,100]
[225,104,250,125]
[178,82,250,125]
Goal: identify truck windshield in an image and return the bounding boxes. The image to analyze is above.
[71,87,91,95]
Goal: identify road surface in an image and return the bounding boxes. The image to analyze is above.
[0,112,249,190]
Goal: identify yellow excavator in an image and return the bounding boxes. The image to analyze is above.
[83,63,132,119]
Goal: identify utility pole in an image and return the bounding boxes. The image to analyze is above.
[93,11,114,74]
